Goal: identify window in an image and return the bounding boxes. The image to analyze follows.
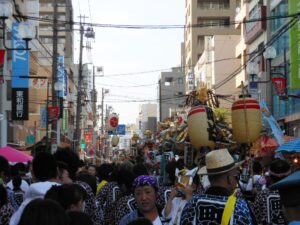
[197,17,230,28]
[271,0,288,32]
[178,78,183,84]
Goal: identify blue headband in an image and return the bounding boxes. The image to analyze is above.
[132,175,158,190]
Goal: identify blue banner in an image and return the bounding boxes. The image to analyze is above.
[12,23,29,88]
[259,100,284,146]
[57,55,66,97]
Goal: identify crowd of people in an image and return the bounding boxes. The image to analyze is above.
[0,147,300,225]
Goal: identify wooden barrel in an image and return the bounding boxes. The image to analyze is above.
[231,97,262,143]
[187,105,215,149]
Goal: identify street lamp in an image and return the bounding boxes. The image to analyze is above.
[247,46,300,100]
[0,0,35,51]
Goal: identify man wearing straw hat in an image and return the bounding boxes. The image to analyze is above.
[180,149,254,225]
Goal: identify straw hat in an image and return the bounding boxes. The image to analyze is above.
[198,148,243,175]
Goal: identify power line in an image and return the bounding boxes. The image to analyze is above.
[213,17,299,90]
[16,12,300,30]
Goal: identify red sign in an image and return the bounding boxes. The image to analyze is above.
[109,116,119,128]
[85,133,92,142]
[0,50,5,84]
[272,77,286,95]
[48,106,60,120]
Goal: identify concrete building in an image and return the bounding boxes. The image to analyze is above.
[138,103,157,134]
[159,67,185,121]
[194,35,241,108]
[234,0,248,89]
[184,0,239,93]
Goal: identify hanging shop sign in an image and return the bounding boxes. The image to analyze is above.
[57,55,68,97]
[272,77,286,95]
[48,106,60,120]
[12,88,29,120]
[107,113,119,131]
[12,22,29,88]
[289,1,300,89]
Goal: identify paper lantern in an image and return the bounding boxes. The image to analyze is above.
[111,135,119,147]
[107,113,119,131]
[187,105,216,149]
[231,96,262,143]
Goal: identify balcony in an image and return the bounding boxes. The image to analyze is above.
[235,39,246,58]
[244,6,266,44]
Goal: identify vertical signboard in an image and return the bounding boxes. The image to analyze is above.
[11,23,29,120]
[289,1,300,89]
[57,55,66,97]
[11,88,29,120]
[0,50,5,84]
[12,23,29,88]
[40,107,47,128]
[62,108,69,133]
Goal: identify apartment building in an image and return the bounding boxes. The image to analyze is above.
[159,67,185,121]
[184,0,239,93]
[194,35,240,108]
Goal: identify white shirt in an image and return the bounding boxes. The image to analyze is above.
[7,180,29,193]
[152,216,163,225]
[162,197,188,225]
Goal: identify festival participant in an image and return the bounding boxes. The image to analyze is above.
[57,161,73,184]
[9,152,60,225]
[17,199,69,225]
[119,175,167,225]
[113,166,136,225]
[87,165,97,177]
[270,169,300,224]
[7,165,29,193]
[68,211,93,225]
[45,184,86,212]
[0,156,18,210]
[11,176,25,207]
[96,163,113,195]
[54,148,81,181]
[96,164,121,224]
[75,176,102,225]
[162,168,199,225]
[180,149,254,225]
[253,159,291,225]
[0,184,15,225]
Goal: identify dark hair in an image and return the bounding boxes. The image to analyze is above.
[17,199,69,225]
[127,218,152,225]
[252,161,263,174]
[117,167,135,194]
[32,152,57,181]
[14,163,27,174]
[97,163,113,182]
[270,159,291,183]
[87,164,96,170]
[0,184,8,208]
[0,156,9,174]
[165,161,177,185]
[67,211,93,225]
[45,184,87,211]
[76,172,97,195]
[54,148,80,180]
[12,176,22,191]
[133,163,149,177]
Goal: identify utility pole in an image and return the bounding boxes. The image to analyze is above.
[101,88,104,135]
[51,0,58,154]
[159,79,162,122]
[74,18,84,149]
[92,66,97,155]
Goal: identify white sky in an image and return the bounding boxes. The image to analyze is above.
[72,0,185,124]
